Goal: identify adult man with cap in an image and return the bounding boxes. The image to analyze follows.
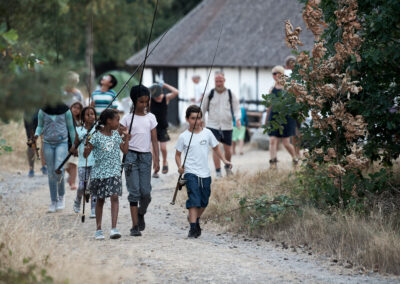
[149,82,179,177]
[201,71,241,178]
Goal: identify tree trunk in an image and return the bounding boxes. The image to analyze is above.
[85,16,95,100]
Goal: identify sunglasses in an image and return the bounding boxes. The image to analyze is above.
[272,72,281,76]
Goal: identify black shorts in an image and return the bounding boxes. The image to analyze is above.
[156,128,170,142]
[207,127,232,146]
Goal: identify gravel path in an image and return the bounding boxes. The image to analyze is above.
[0,145,399,283]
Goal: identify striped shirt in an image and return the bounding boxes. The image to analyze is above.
[91,89,118,115]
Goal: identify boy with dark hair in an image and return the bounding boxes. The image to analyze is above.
[91,74,118,115]
[175,105,232,238]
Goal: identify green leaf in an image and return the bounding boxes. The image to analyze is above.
[2,29,18,45]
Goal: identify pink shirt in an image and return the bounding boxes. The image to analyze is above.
[120,113,157,152]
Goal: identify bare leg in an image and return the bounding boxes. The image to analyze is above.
[232,141,237,155]
[188,207,199,223]
[160,142,168,167]
[96,198,105,230]
[223,143,232,162]
[110,195,119,229]
[269,137,278,160]
[130,206,138,227]
[282,137,296,158]
[238,139,244,155]
[212,145,221,170]
[292,134,301,158]
[69,163,77,189]
[198,207,206,218]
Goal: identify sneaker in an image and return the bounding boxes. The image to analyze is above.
[196,223,202,237]
[41,166,48,175]
[56,196,65,211]
[90,208,96,218]
[28,170,34,178]
[73,202,80,213]
[188,227,198,238]
[138,213,145,231]
[110,228,121,239]
[48,201,57,213]
[130,225,142,237]
[152,172,159,178]
[94,230,105,240]
[215,170,222,178]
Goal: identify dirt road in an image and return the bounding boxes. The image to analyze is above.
[0,144,399,283]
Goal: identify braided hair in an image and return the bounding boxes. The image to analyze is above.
[96,108,118,131]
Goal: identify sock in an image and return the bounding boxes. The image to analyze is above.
[216,168,221,173]
[190,223,196,230]
[196,217,200,224]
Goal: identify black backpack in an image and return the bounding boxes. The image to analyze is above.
[207,88,234,120]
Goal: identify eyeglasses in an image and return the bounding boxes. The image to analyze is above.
[272,72,281,76]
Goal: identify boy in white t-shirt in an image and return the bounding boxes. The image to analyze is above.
[175,105,232,238]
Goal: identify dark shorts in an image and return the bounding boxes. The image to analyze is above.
[207,127,232,146]
[184,173,212,209]
[156,128,170,142]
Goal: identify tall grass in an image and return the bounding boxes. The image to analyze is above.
[205,169,400,275]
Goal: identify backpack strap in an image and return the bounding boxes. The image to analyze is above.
[207,88,234,120]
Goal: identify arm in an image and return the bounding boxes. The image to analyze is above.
[119,132,131,154]
[265,107,272,126]
[163,83,179,104]
[65,110,76,144]
[232,92,241,128]
[83,142,93,158]
[151,128,160,173]
[175,150,184,174]
[213,144,232,168]
[34,110,44,138]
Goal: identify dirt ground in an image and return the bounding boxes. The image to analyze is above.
[1,138,399,283]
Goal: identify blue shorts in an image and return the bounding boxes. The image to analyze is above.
[184,173,212,209]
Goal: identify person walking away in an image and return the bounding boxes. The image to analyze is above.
[71,106,97,218]
[84,109,130,240]
[91,74,118,116]
[149,81,179,177]
[175,105,232,238]
[120,85,160,237]
[66,101,83,190]
[265,66,298,169]
[232,106,248,155]
[201,72,241,177]
[34,103,76,213]
[24,111,47,177]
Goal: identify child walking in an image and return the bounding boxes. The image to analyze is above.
[84,109,130,240]
[175,105,232,238]
[120,85,160,237]
[72,106,97,218]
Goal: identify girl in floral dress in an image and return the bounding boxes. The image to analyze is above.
[84,109,130,240]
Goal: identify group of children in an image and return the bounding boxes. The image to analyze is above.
[35,71,225,240]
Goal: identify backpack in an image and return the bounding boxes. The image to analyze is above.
[207,89,234,120]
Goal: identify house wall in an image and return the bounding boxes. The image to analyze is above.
[144,67,276,124]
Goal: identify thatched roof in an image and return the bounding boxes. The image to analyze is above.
[126,0,315,68]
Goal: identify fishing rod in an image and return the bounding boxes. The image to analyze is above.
[171,25,224,205]
[55,26,168,174]
[122,0,159,174]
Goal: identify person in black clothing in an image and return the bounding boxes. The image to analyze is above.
[24,111,47,177]
[149,82,179,177]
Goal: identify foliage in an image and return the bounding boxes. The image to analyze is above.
[0,139,12,155]
[237,195,298,230]
[0,243,54,284]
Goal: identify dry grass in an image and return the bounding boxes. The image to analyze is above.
[205,169,400,275]
[0,120,29,172]
[0,200,138,283]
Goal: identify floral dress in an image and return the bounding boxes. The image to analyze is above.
[89,130,123,198]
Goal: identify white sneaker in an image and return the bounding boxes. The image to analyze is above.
[110,228,121,239]
[48,201,57,213]
[90,208,96,218]
[94,230,105,240]
[73,202,80,213]
[215,171,222,179]
[56,196,65,211]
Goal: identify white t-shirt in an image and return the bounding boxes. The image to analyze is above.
[120,113,157,152]
[175,128,219,178]
[193,83,204,105]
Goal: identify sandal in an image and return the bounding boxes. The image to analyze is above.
[162,165,168,174]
